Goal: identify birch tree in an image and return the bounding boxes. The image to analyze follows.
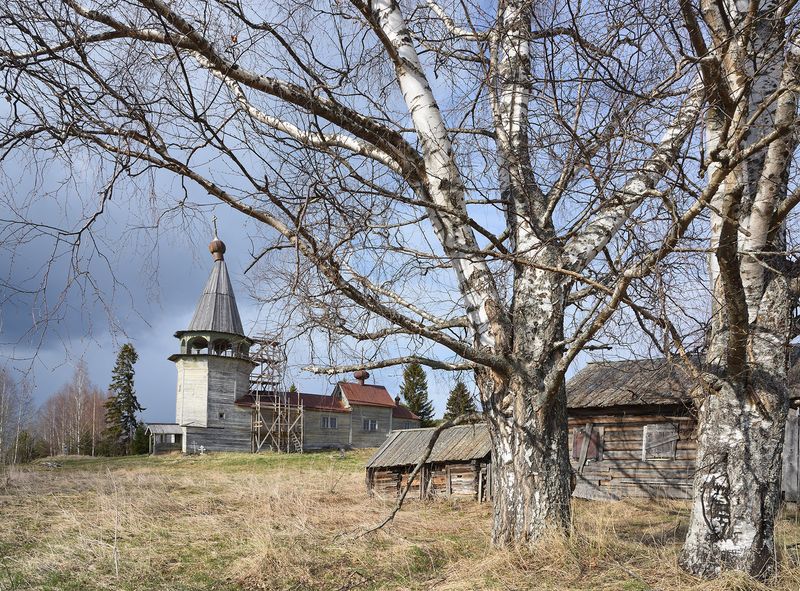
[35,366,106,455]
[0,0,776,545]
[0,369,19,466]
[675,0,800,578]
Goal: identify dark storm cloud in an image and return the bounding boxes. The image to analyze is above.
[0,159,455,421]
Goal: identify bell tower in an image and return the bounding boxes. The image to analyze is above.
[169,223,255,452]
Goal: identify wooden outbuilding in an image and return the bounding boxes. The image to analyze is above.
[366,355,800,502]
[145,423,184,455]
[366,424,491,501]
[568,357,800,501]
[567,359,698,500]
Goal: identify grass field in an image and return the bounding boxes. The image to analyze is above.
[1,451,799,590]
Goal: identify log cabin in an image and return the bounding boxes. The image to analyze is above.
[567,358,699,500]
[366,424,491,501]
[569,356,800,501]
[367,355,800,502]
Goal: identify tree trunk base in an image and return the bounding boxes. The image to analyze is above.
[487,381,572,546]
[680,377,787,579]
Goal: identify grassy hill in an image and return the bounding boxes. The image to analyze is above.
[1,451,798,590]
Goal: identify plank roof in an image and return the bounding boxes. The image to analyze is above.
[187,259,245,336]
[566,358,694,409]
[567,349,800,409]
[366,423,490,468]
[145,423,183,435]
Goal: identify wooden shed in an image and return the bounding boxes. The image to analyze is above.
[145,423,183,455]
[567,356,800,501]
[366,424,492,501]
[366,354,800,503]
[567,359,698,500]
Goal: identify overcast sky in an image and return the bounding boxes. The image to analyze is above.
[0,159,470,421]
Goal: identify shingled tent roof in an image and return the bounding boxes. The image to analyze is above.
[566,358,695,409]
[187,258,245,336]
[366,423,490,469]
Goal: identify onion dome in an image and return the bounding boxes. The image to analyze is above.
[354,370,370,384]
[209,237,226,261]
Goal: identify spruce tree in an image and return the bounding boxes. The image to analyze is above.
[130,424,150,455]
[443,381,477,421]
[399,362,435,427]
[103,343,144,455]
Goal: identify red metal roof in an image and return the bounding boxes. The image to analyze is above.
[339,382,395,408]
[237,384,420,419]
[392,405,420,420]
[236,391,350,413]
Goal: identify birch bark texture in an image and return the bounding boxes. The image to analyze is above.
[0,0,781,547]
[678,0,800,578]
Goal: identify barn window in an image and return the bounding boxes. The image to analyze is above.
[642,424,679,460]
[321,416,337,429]
[363,419,378,432]
[571,424,602,462]
[218,412,226,420]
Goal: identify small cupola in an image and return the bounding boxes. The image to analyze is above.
[354,370,370,385]
[209,235,226,261]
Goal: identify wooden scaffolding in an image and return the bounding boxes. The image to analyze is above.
[249,337,303,453]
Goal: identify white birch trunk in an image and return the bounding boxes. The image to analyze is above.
[371,0,506,349]
[680,4,797,578]
[373,0,576,542]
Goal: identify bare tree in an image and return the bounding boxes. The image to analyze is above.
[0,0,789,548]
[35,364,106,456]
[674,0,800,578]
[0,368,19,465]
[10,378,34,465]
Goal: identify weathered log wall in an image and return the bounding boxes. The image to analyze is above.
[569,413,696,500]
[367,460,490,501]
[783,408,800,502]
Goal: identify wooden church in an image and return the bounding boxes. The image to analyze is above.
[148,232,419,454]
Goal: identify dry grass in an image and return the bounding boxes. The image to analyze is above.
[0,452,799,590]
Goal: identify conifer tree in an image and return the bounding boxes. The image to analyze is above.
[130,424,149,455]
[103,344,144,455]
[399,363,435,427]
[443,381,477,421]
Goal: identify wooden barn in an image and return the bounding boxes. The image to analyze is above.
[367,355,800,502]
[366,424,492,501]
[568,357,800,501]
